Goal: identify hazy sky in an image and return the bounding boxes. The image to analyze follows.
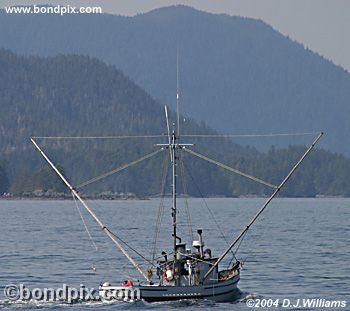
[1,0,349,72]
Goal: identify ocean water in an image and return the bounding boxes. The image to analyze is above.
[0,198,349,310]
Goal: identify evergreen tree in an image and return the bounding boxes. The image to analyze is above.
[0,165,9,194]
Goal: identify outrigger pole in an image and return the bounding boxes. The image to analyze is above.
[30,138,151,283]
[203,131,323,280]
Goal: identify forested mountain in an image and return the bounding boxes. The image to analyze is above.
[1,49,350,197]
[1,5,350,155]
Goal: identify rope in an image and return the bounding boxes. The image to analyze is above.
[179,154,194,242]
[227,229,248,268]
[105,227,155,267]
[32,135,166,139]
[182,148,277,189]
[150,154,170,265]
[181,131,321,138]
[72,192,155,267]
[182,161,237,262]
[178,253,215,266]
[72,193,98,251]
[72,193,99,272]
[77,148,164,189]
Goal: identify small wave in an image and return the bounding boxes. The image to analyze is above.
[239,291,264,302]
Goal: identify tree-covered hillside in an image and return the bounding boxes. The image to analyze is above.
[1,50,350,197]
[1,6,350,155]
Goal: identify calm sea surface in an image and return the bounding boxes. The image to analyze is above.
[0,198,349,310]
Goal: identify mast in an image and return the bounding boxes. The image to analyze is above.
[171,128,177,258]
[174,50,180,257]
[159,108,193,261]
[163,106,178,256]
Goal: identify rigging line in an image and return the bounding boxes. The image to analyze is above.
[152,155,169,260]
[182,161,236,261]
[30,138,150,282]
[182,148,277,189]
[179,153,194,241]
[181,131,322,138]
[32,135,166,139]
[153,251,175,262]
[178,253,216,266]
[234,229,248,256]
[77,148,164,189]
[227,230,248,269]
[104,227,156,267]
[203,132,324,280]
[150,153,170,265]
[72,193,99,252]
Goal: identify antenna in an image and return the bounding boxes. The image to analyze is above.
[176,49,180,137]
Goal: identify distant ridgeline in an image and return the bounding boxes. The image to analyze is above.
[1,50,350,197]
[1,5,350,156]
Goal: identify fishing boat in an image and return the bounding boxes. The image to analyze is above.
[31,82,323,302]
